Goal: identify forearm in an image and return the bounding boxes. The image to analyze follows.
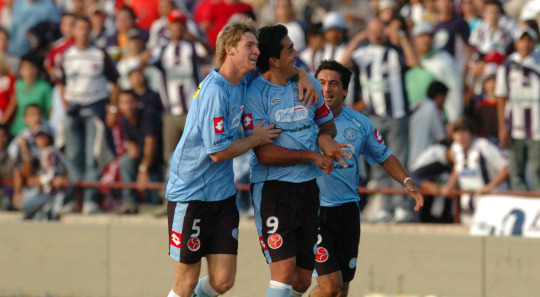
[318,120,337,139]
[254,144,317,166]
[341,31,366,68]
[380,155,410,185]
[485,166,509,191]
[497,97,507,130]
[110,84,119,106]
[399,35,419,68]
[210,135,259,163]
[1,95,16,123]
[140,137,157,168]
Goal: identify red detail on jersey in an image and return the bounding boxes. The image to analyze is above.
[214,117,225,134]
[242,113,254,130]
[374,128,383,144]
[315,247,329,263]
[267,233,283,249]
[315,103,331,120]
[259,236,268,251]
[187,237,201,251]
[170,231,182,248]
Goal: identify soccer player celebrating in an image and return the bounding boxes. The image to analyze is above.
[165,18,319,297]
[305,60,424,297]
[243,25,351,297]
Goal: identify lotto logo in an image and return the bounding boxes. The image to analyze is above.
[214,117,225,134]
[267,233,283,249]
[243,113,254,130]
[315,247,329,263]
[374,128,383,144]
[170,231,182,248]
[187,237,201,251]
[259,236,267,251]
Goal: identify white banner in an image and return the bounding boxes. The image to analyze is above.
[470,195,540,237]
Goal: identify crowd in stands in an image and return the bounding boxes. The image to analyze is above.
[0,0,539,223]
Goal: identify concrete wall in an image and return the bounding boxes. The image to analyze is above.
[0,222,539,297]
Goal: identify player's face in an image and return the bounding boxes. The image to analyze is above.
[453,129,473,150]
[317,69,348,111]
[276,35,298,79]
[231,32,260,73]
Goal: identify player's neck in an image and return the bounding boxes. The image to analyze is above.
[331,105,343,118]
[262,69,289,86]
[218,61,247,86]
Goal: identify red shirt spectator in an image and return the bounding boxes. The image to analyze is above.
[193,0,218,25]
[130,0,160,31]
[44,38,74,84]
[202,0,253,48]
[0,72,14,115]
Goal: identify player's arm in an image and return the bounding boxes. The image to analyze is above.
[209,120,280,163]
[136,135,157,192]
[296,68,319,109]
[380,155,424,211]
[254,144,335,174]
[317,119,352,168]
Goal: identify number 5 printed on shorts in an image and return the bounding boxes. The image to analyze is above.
[188,219,201,252]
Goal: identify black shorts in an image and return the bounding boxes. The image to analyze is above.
[252,179,320,271]
[167,195,239,264]
[315,202,361,283]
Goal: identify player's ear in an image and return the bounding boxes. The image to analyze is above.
[269,57,279,68]
[225,44,234,55]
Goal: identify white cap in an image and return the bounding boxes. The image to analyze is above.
[322,12,346,32]
[513,27,538,42]
[482,62,498,81]
[412,21,434,37]
[378,0,397,11]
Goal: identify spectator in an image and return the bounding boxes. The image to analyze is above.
[275,0,306,51]
[0,0,13,32]
[199,0,254,49]
[60,17,119,214]
[321,12,349,62]
[70,0,87,17]
[104,5,143,62]
[18,125,70,220]
[11,57,52,136]
[0,25,20,75]
[116,29,147,90]
[128,69,164,113]
[117,91,163,214]
[141,9,211,165]
[7,0,61,56]
[461,0,481,32]
[469,0,512,57]
[0,124,14,209]
[378,0,398,24]
[440,117,509,225]
[331,0,373,37]
[472,63,499,140]
[88,3,109,49]
[412,21,463,123]
[342,19,413,223]
[409,81,448,168]
[400,0,427,25]
[0,55,15,125]
[433,0,472,76]
[298,23,325,74]
[495,28,540,191]
[130,0,160,31]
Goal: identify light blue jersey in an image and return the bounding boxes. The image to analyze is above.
[317,107,392,207]
[244,74,333,183]
[166,69,256,202]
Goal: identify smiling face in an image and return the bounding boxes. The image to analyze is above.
[317,69,347,111]
[274,35,298,80]
[228,32,260,74]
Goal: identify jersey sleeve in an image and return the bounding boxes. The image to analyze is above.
[312,76,333,125]
[200,87,234,154]
[243,83,268,137]
[480,139,508,171]
[494,64,508,98]
[361,119,392,165]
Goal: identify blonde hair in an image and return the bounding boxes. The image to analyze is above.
[215,17,258,66]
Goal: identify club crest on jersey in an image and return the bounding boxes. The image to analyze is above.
[344,128,357,142]
[242,113,254,130]
[259,236,268,251]
[214,117,225,134]
[267,233,283,249]
[275,106,308,123]
[187,237,201,251]
[170,230,182,248]
[374,128,383,144]
[315,247,329,263]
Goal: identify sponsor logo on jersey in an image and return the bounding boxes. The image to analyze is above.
[315,247,329,263]
[232,228,239,240]
[349,257,357,269]
[267,233,283,249]
[271,98,282,104]
[344,128,358,142]
[187,237,201,251]
[275,106,308,122]
[170,230,182,248]
[259,236,268,251]
[213,135,233,145]
[214,117,225,134]
[374,128,383,144]
[243,113,254,130]
[315,103,331,120]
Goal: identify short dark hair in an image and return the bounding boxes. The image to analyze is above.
[314,60,352,89]
[257,24,289,73]
[453,117,474,133]
[306,23,323,36]
[75,16,91,28]
[118,5,137,20]
[427,81,449,99]
[119,90,137,99]
[484,0,504,13]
